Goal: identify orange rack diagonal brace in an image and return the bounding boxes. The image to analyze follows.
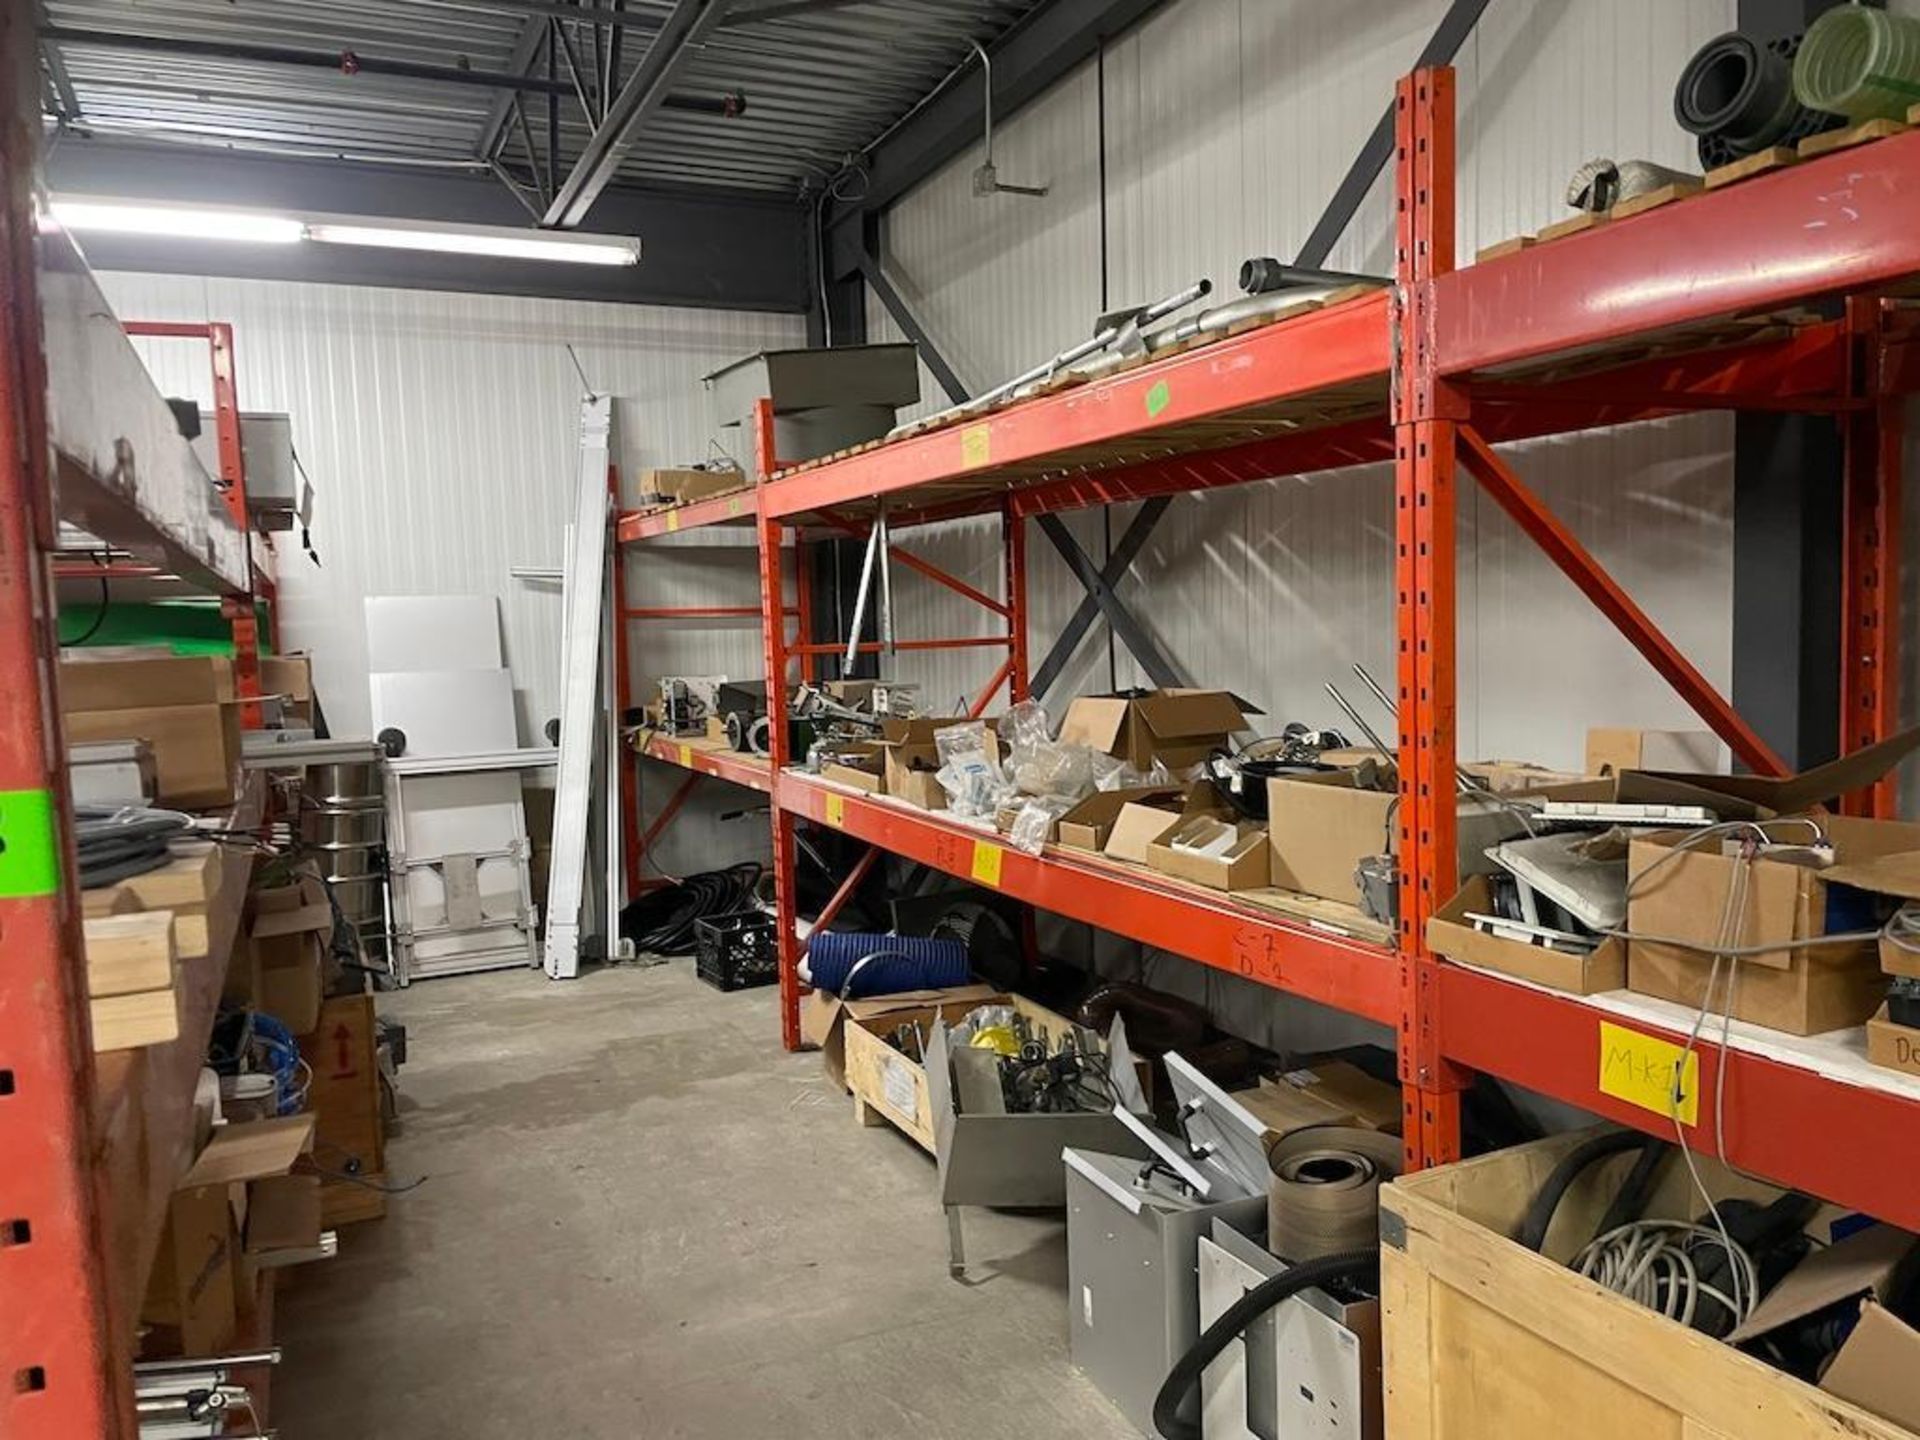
[1456,424,1787,778]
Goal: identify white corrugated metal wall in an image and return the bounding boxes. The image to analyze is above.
[868,0,1740,781]
[97,270,803,872]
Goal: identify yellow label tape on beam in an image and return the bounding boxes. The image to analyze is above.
[824,793,845,828]
[970,841,1004,888]
[1598,1020,1698,1127]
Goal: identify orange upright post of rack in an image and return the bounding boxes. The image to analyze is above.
[1392,66,1467,1172]
[0,10,126,1434]
[124,319,267,731]
[753,400,806,1051]
[1842,296,1904,817]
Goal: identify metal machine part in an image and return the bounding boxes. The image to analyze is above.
[1064,1147,1267,1437]
[1237,258,1387,296]
[1565,157,1698,213]
[1198,1222,1381,1440]
[908,278,1212,433]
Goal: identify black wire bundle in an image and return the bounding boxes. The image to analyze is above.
[619,863,764,956]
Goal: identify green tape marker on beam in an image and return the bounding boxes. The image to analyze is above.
[0,789,61,898]
[1146,380,1172,418]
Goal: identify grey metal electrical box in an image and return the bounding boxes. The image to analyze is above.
[192,411,300,530]
[705,343,920,473]
[1064,1149,1267,1438]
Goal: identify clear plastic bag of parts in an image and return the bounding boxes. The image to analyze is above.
[1007,794,1078,855]
[935,720,1009,818]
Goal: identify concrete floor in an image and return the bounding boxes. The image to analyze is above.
[276,962,1129,1438]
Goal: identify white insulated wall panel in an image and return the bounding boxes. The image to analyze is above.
[96,270,805,747]
[867,0,1742,773]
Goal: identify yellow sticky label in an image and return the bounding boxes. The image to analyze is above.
[1598,1021,1698,1127]
[960,424,991,469]
[728,496,744,516]
[970,841,1004,887]
[825,793,845,828]
[678,744,693,768]
[667,510,681,532]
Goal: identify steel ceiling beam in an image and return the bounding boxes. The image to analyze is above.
[823,0,1169,276]
[727,0,873,20]
[478,16,554,162]
[46,139,811,311]
[543,0,733,228]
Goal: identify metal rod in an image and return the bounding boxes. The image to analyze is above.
[915,278,1212,430]
[877,500,895,657]
[1324,681,1393,757]
[844,512,882,671]
[135,1352,281,1375]
[1352,662,1396,718]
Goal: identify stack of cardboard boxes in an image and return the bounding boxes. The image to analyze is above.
[62,653,243,809]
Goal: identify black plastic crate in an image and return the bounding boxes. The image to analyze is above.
[694,910,778,992]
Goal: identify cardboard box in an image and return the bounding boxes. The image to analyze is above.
[1866,1006,1920,1078]
[247,875,332,1034]
[877,721,1002,811]
[1462,758,1587,793]
[1056,786,1185,853]
[62,655,241,807]
[819,741,886,795]
[1059,688,1258,771]
[66,705,240,809]
[259,653,313,727]
[1295,1059,1403,1132]
[1627,815,1920,1034]
[1585,726,1725,778]
[643,466,749,503]
[1820,1301,1920,1434]
[143,1183,239,1356]
[144,1115,315,1356]
[801,982,1003,1072]
[1147,814,1270,892]
[244,1174,324,1258]
[1267,770,1395,903]
[1228,1076,1357,1139]
[824,679,877,711]
[1428,875,1627,996]
[1103,799,1186,864]
[1578,724,1920,823]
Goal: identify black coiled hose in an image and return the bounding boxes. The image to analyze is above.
[619,862,764,956]
[1151,1249,1378,1440]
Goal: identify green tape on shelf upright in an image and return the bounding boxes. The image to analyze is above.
[0,788,61,898]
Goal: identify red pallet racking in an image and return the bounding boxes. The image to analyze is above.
[617,66,1920,1234]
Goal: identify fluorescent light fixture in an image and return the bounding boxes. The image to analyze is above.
[47,196,642,268]
[50,198,304,245]
[306,220,641,267]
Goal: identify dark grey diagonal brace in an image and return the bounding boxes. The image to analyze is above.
[1032,501,1183,696]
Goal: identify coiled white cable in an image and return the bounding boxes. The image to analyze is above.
[1572,1220,1758,1331]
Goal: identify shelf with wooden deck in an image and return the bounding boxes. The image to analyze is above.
[777,769,1399,1027]
[633,730,772,794]
[90,771,265,1337]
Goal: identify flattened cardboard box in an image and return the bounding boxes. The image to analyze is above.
[644,466,749,504]
[1584,726,1724,778]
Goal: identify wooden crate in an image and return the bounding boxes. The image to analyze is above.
[297,993,387,1223]
[1380,1130,1914,1440]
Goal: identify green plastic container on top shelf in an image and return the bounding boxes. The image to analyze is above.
[1794,4,1920,124]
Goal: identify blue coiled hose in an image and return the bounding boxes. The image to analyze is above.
[803,930,971,997]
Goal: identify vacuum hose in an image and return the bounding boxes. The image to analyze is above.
[1151,1249,1379,1440]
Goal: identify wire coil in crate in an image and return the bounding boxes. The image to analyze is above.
[694,909,778,992]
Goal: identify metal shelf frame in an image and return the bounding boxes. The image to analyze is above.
[1,13,280,1429]
[616,65,1920,1232]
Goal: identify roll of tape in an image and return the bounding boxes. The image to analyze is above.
[1267,1125,1404,1262]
